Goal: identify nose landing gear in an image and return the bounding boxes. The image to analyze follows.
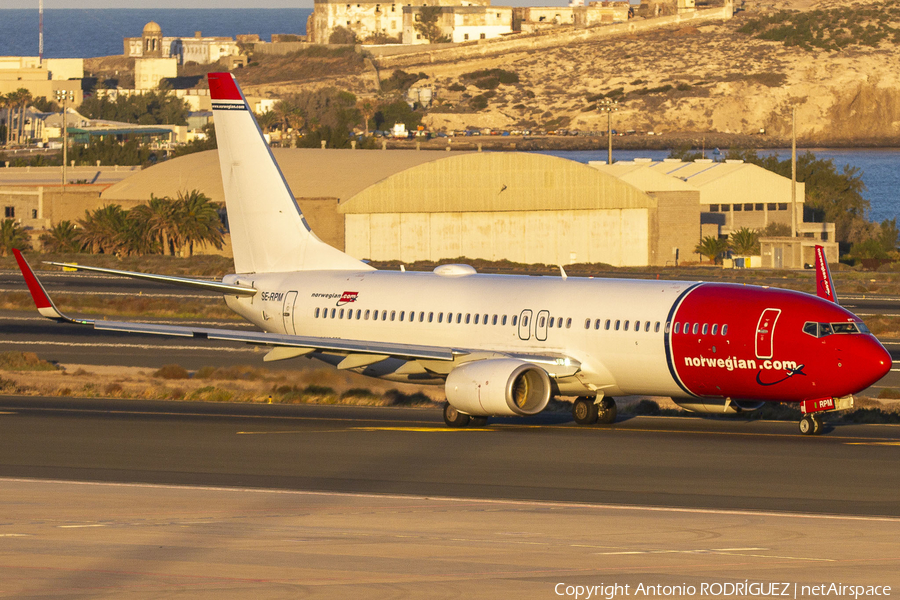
[798,396,854,435]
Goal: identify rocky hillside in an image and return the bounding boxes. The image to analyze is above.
[238,0,900,146]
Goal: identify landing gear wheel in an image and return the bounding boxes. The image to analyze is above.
[596,398,618,425]
[443,402,470,428]
[799,414,816,435]
[573,397,599,425]
[469,416,489,427]
[812,414,822,435]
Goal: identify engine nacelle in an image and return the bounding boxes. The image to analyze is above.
[445,359,551,417]
[674,398,766,415]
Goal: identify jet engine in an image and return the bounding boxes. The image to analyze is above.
[673,398,766,415]
[445,359,551,417]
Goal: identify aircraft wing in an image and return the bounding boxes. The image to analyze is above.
[14,250,456,362]
[15,250,582,375]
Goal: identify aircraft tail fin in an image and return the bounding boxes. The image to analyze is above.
[208,72,370,274]
[814,245,838,304]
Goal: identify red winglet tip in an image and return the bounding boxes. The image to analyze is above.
[13,249,53,310]
[208,72,243,101]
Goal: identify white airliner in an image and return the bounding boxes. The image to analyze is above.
[14,73,891,436]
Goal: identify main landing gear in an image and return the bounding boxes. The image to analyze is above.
[442,402,488,428]
[573,396,617,425]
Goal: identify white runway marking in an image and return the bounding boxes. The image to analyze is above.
[2,477,898,523]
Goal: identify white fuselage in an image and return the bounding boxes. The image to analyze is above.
[223,269,696,398]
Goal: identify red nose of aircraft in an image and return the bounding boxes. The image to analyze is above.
[843,335,892,395]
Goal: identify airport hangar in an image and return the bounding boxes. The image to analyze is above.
[100,148,701,268]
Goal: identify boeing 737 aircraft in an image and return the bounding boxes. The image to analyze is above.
[14,72,892,435]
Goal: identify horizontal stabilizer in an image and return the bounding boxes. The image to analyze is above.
[45,262,257,296]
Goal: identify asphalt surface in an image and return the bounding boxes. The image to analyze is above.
[1,397,899,518]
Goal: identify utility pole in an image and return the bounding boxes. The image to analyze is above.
[791,105,797,239]
[39,0,44,65]
[55,89,74,189]
[598,99,618,165]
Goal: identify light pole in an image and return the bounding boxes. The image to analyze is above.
[598,99,618,165]
[55,89,74,189]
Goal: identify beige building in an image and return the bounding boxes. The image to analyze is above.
[403,5,514,44]
[124,22,241,65]
[100,149,701,267]
[515,2,629,33]
[0,56,83,106]
[134,57,179,91]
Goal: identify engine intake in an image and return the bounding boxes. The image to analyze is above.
[673,398,765,415]
[445,358,551,417]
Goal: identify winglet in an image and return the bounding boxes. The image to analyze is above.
[13,249,81,322]
[814,245,838,304]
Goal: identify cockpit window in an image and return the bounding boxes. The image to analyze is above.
[803,321,866,338]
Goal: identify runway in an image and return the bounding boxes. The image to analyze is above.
[0,398,898,597]
[1,397,899,516]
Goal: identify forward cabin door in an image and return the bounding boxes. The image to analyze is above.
[518,309,532,341]
[283,291,298,335]
[755,308,781,359]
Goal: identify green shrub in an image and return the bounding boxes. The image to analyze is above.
[153,364,189,379]
[0,352,60,371]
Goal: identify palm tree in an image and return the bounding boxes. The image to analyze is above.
[1,93,11,146]
[357,98,376,137]
[39,220,83,253]
[0,219,31,257]
[729,227,760,255]
[16,88,32,144]
[77,205,129,255]
[172,189,224,257]
[255,110,278,134]
[695,235,730,265]
[129,195,179,255]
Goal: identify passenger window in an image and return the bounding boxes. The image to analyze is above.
[722,324,728,336]
[391,310,396,321]
[624,321,630,331]
[339,309,345,318]
[702,324,708,335]
[645,322,651,333]
[615,320,620,331]
[512,315,518,326]
[595,319,601,330]
[466,314,471,324]
[674,323,680,334]
[483,314,488,325]
[365,310,370,320]
[315,308,320,318]
[457,313,462,324]
[475,314,480,325]
[331,308,336,318]
[605,319,611,330]
[502,315,508,326]
[566,318,572,329]
[373,310,378,321]
[419,312,425,322]
[557,317,563,328]
[438,313,443,323]
[399,311,405,321]
[522,316,529,327]
[692,323,699,335]
[712,324,718,335]
[382,310,387,320]
[683,322,689,333]
[634,321,640,332]
[664,322,670,334]
[655,322,661,333]
[356,309,361,319]
[585,319,591,329]
[492,315,498,325]
[428,312,434,323]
